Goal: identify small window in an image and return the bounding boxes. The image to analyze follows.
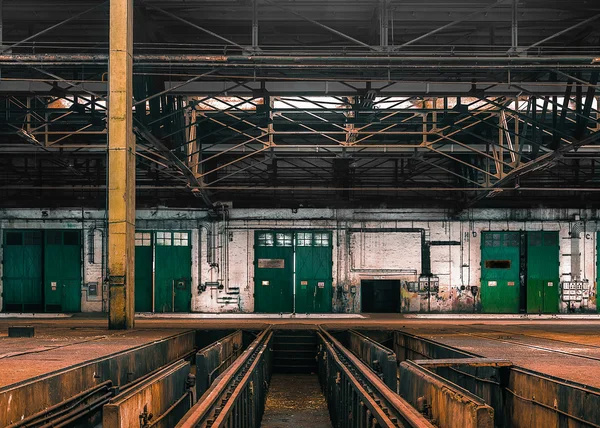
[174,232,189,246]
[504,233,519,247]
[156,231,172,246]
[6,232,23,246]
[297,232,312,246]
[63,232,79,246]
[258,233,274,247]
[314,233,330,247]
[46,231,62,245]
[543,233,558,246]
[483,234,494,247]
[529,232,542,247]
[25,231,42,245]
[485,260,511,269]
[135,232,151,246]
[276,233,292,247]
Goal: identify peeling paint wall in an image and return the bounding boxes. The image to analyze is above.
[0,208,598,314]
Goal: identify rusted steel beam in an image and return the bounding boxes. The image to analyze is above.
[319,328,435,428]
[176,328,273,428]
[507,367,600,428]
[394,331,476,361]
[346,329,398,391]
[103,359,193,428]
[399,360,495,428]
[0,331,196,427]
[413,358,512,368]
[195,330,243,397]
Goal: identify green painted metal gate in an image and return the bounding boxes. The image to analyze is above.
[44,230,82,312]
[134,231,192,313]
[295,231,333,313]
[254,230,333,313]
[527,232,559,314]
[2,230,43,312]
[134,231,153,312]
[481,232,520,313]
[2,230,81,313]
[254,231,294,313]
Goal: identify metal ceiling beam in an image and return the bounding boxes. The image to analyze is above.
[263,0,378,51]
[132,121,214,208]
[392,0,508,50]
[520,13,600,53]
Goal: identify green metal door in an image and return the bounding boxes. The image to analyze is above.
[135,232,153,312]
[527,232,559,314]
[2,230,43,312]
[598,232,600,313]
[154,231,191,312]
[481,232,520,313]
[295,231,333,313]
[254,231,294,313]
[44,230,82,312]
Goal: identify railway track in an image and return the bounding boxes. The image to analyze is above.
[317,327,434,428]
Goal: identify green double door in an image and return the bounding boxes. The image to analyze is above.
[481,232,521,313]
[481,231,559,314]
[2,230,81,312]
[254,231,333,313]
[526,232,559,314]
[134,231,192,313]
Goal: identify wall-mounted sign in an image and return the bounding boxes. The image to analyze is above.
[300,280,308,287]
[261,280,270,286]
[507,281,515,286]
[318,281,325,288]
[258,259,285,269]
[488,281,497,287]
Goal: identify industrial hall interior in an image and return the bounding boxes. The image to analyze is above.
[1,0,600,427]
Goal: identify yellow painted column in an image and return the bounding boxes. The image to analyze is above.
[108,0,135,329]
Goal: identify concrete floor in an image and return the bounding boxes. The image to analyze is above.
[261,374,332,428]
[4,314,600,390]
[0,326,188,387]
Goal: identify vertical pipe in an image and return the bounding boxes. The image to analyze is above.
[108,0,135,329]
[511,0,518,52]
[252,0,259,50]
[0,0,4,48]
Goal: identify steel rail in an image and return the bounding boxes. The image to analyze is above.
[176,327,273,428]
[317,327,435,428]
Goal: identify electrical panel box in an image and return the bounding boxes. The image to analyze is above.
[561,281,589,302]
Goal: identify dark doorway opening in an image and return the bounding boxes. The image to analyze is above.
[361,280,401,313]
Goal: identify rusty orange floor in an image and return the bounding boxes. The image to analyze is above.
[4,314,600,390]
[0,326,189,387]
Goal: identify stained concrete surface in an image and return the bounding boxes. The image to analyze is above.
[403,324,600,388]
[0,327,188,387]
[261,374,332,428]
[5,315,600,390]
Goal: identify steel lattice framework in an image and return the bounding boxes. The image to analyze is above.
[1,0,599,209]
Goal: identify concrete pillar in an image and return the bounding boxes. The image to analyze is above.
[108,0,135,329]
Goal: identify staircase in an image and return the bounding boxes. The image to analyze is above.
[272,330,318,374]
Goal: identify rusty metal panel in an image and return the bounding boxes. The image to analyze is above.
[399,361,495,428]
[507,367,600,428]
[346,329,398,391]
[394,331,476,361]
[195,330,243,397]
[103,359,192,428]
[0,330,195,427]
[177,328,273,428]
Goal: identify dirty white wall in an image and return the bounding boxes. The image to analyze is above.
[0,208,598,314]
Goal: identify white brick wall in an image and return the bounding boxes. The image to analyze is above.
[0,208,598,314]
